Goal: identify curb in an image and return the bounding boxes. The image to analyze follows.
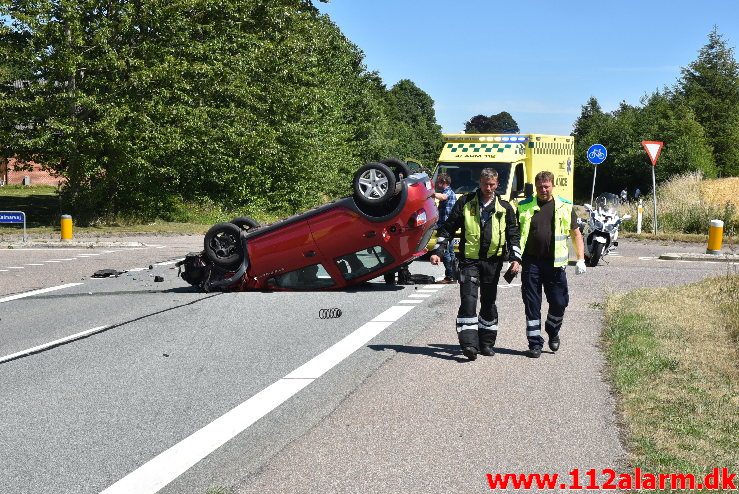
[659,252,739,262]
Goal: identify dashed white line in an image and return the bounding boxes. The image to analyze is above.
[155,260,181,266]
[398,299,424,304]
[0,325,109,364]
[408,293,431,298]
[0,283,83,304]
[25,263,45,266]
[5,266,24,269]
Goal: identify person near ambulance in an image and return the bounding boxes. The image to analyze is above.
[433,173,458,283]
[430,168,522,361]
[518,171,586,358]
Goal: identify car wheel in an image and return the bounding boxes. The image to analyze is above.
[231,216,260,232]
[381,158,411,182]
[204,222,243,268]
[353,162,397,207]
[383,271,396,285]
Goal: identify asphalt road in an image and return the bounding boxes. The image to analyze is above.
[0,236,733,493]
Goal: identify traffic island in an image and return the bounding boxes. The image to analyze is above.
[659,252,739,262]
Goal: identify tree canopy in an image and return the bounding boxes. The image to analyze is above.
[572,27,736,199]
[464,112,519,134]
[0,0,442,222]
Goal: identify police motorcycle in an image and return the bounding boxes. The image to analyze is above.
[578,192,631,267]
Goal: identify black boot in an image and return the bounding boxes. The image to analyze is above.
[458,329,479,361]
[479,328,497,356]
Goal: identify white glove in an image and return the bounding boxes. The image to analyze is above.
[575,259,587,275]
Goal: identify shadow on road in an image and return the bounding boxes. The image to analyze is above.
[368,342,535,361]
[368,343,467,363]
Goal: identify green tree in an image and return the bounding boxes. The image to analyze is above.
[385,79,442,166]
[464,111,519,134]
[676,27,739,177]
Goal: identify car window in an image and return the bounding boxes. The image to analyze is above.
[267,264,335,289]
[335,246,394,281]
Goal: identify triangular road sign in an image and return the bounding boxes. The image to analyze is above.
[641,141,664,166]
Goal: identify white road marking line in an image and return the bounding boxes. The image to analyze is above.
[0,325,109,364]
[0,269,8,272]
[25,263,45,266]
[6,266,24,269]
[408,293,431,298]
[100,303,416,494]
[0,283,83,304]
[54,258,78,261]
[44,260,62,263]
[77,253,102,257]
[422,284,445,289]
[398,299,424,304]
[155,260,181,266]
[127,267,148,272]
[498,283,522,288]
[639,256,654,260]
[414,289,438,293]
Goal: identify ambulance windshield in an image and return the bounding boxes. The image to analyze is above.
[435,162,511,196]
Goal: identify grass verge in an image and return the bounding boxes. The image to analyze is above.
[603,274,739,486]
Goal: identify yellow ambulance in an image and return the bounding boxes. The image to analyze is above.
[429,133,575,249]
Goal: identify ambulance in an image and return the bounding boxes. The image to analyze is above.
[429,133,575,248]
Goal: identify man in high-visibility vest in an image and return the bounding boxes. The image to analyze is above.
[430,168,521,361]
[518,171,586,358]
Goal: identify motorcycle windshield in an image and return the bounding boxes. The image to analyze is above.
[595,193,620,216]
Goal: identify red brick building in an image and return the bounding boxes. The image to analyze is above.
[1,158,64,186]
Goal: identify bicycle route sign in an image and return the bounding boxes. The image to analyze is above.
[587,144,607,165]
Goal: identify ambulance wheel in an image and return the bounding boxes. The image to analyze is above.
[204,222,243,268]
[231,216,260,232]
[353,162,397,207]
[381,158,411,182]
[588,242,603,267]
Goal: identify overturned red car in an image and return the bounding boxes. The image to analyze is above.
[178,159,438,291]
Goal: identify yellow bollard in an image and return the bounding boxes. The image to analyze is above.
[706,219,723,254]
[60,214,73,241]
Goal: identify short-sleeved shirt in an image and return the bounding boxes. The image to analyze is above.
[438,186,457,224]
[523,198,578,260]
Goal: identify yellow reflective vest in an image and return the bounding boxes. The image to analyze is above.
[462,193,506,259]
[518,196,572,267]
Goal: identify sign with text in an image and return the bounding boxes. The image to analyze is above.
[641,141,664,166]
[0,212,25,224]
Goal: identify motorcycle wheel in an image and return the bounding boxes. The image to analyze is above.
[588,242,604,267]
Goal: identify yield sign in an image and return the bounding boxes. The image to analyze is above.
[641,141,664,166]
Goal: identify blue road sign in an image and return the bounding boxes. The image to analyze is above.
[587,144,608,165]
[0,212,25,224]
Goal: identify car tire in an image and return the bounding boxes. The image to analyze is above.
[353,162,397,207]
[383,271,396,285]
[381,158,411,182]
[231,216,260,232]
[204,222,243,268]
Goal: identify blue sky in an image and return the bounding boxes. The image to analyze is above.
[315,0,739,136]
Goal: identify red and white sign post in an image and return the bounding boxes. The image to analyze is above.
[641,141,664,234]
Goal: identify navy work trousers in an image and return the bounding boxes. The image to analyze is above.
[521,255,569,349]
[455,258,503,351]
